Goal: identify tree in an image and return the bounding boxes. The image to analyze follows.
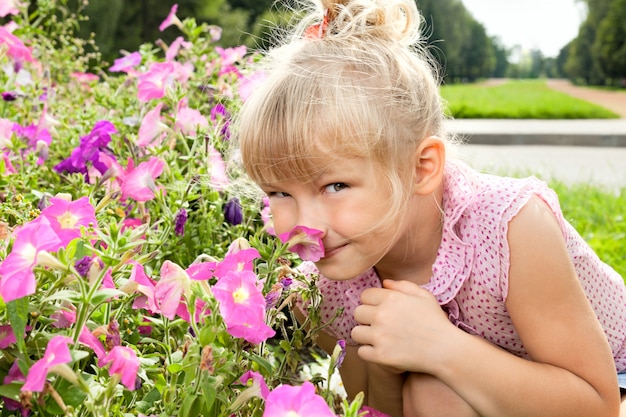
[593,0,626,81]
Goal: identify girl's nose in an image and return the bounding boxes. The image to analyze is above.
[296,203,326,236]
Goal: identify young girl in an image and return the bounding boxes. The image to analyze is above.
[234,0,626,415]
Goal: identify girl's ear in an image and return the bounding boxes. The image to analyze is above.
[412,136,445,195]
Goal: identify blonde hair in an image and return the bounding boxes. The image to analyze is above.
[233,0,452,234]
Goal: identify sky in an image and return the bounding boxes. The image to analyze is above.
[460,0,587,58]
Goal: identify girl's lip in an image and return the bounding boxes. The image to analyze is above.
[323,243,347,259]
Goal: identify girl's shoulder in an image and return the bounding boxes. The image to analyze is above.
[445,159,562,229]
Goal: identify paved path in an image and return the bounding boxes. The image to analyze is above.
[446,119,626,146]
[456,144,626,192]
[447,80,626,190]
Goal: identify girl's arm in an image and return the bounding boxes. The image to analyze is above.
[353,196,621,417]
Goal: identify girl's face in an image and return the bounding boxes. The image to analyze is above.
[260,156,405,281]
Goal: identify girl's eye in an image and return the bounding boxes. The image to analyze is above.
[268,191,291,198]
[324,183,348,194]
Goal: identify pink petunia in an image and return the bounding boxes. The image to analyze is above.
[120,157,166,202]
[215,46,247,77]
[0,118,14,149]
[137,61,175,102]
[279,225,325,262]
[154,260,191,320]
[263,382,335,417]
[78,326,106,366]
[101,346,140,390]
[0,26,35,65]
[239,370,270,399]
[0,325,17,349]
[137,103,168,147]
[22,336,74,392]
[70,72,99,83]
[207,144,228,191]
[40,196,97,246]
[165,36,192,62]
[0,0,22,17]
[0,216,63,303]
[159,4,182,32]
[212,270,275,344]
[238,70,267,102]
[260,197,275,236]
[213,247,260,278]
[109,51,142,73]
[175,98,208,137]
[123,262,159,314]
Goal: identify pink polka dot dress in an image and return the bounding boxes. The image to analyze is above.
[296,160,626,371]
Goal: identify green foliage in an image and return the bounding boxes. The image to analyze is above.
[441,80,620,119]
[549,182,626,280]
[0,1,355,416]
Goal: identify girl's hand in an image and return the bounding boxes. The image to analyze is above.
[351,279,457,373]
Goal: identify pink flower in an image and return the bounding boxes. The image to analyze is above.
[121,157,166,202]
[175,98,208,137]
[215,46,247,77]
[70,72,99,83]
[360,406,393,417]
[263,381,335,417]
[165,36,191,61]
[124,262,158,313]
[78,326,106,366]
[0,0,22,17]
[238,70,267,102]
[109,51,142,73]
[0,26,35,65]
[260,197,275,236]
[239,370,270,399]
[154,260,191,320]
[0,216,63,303]
[137,61,175,102]
[159,4,183,32]
[212,270,275,344]
[40,196,96,246]
[22,336,73,392]
[0,325,17,349]
[137,103,168,147]
[208,144,228,191]
[279,226,325,262]
[0,118,14,149]
[213,248,260,278]
[101,346,140,390]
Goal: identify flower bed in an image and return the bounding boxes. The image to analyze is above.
[0,2,376,416]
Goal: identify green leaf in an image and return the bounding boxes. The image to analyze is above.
[7,297,29,353]
[42,289,82,304]
[90,288,126,305]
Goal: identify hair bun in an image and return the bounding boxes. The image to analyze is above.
[315,0,421,45]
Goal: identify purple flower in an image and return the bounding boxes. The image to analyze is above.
[54,120,118,180]
[74,256,93,277]
[223,198,243,225]
[2,91,17,101]
[210,103,231,140]
[174,208,188,236]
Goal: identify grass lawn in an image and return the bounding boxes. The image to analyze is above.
[441,79,619,119]
[551,181,626,280]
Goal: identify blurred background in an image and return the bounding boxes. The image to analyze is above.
[54,0,626,87]
[14,0,624,87]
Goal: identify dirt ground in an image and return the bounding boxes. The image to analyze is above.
[545,79,626,119]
